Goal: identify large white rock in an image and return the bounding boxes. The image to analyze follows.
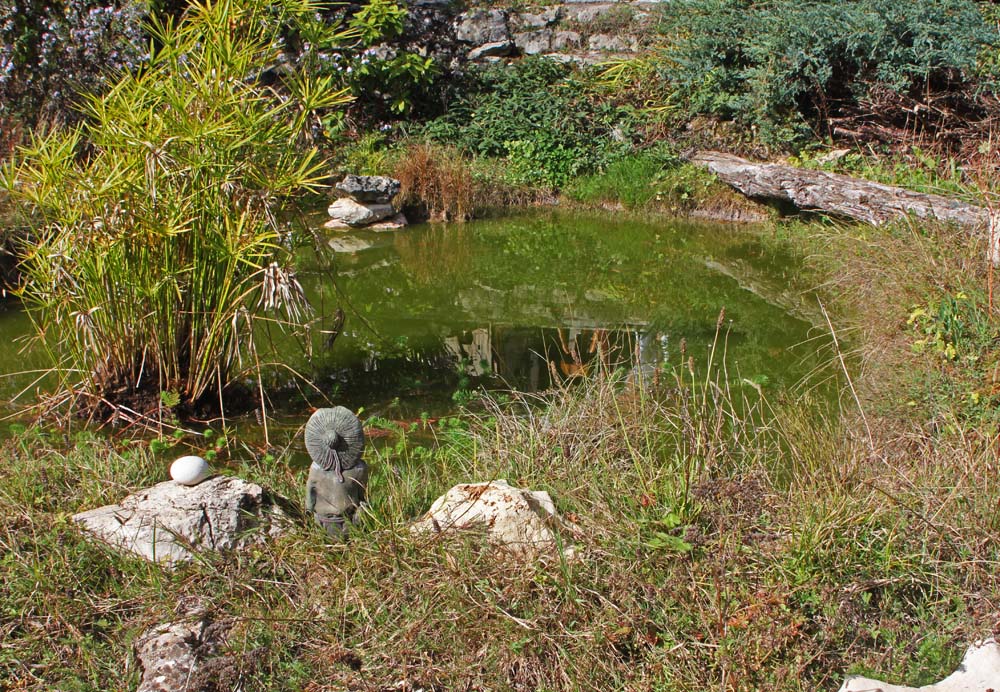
[327,198,396,227]
[839,638,1000,692]
[72,475,290,565]
[411,479,570,556]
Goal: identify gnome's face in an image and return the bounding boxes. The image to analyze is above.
[305,461,369,538]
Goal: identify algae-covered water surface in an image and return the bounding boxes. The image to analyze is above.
[0,210,828,439]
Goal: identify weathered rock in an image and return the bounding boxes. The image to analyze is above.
[72,476,289,565]
[551,30,582,51]
[514,29,553,55]
[335,174,401,204]
[367,212,409,230]
[136,617,228,692]
[563,3,616,23]
[587,33,636,52]
[327,198,396,227]
[468,40,515,60]
[455,8,509,45]
[839,638,1000,692]
[411,479,571,556]
[512,7,562,30]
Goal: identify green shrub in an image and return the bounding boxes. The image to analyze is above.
[658,0,999,146]
[1,0,351,418]
[418,58,639,188]
[302,0,441,126]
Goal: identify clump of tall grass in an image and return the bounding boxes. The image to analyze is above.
[392,142,549,222]
[1,0,352,420]
[392,143,477,222]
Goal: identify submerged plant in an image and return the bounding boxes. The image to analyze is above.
[1,0,352,420]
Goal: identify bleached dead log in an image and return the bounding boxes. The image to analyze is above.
[690,151,988,229]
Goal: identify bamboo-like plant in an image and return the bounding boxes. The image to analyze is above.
[1,0,352,419]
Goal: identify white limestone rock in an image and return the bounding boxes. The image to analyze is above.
[455,8,509,45]
[839,637,1000,692]
[72,475,290,565]
[514,29,553,55]
[411,479,572,557]
[327,198,396,227]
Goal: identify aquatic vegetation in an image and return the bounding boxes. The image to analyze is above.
[1,0,352,419]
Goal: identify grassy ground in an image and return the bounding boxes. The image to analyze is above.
[3,212,1000,691]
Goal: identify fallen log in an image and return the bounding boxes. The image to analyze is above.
[690,151,988,229]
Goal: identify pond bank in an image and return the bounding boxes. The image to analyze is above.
[3,204,998,690]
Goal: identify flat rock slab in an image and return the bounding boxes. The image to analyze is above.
[327,198,397,227]
[840,637,1000,692]
[411,479,571,557]
[73,476,289,565]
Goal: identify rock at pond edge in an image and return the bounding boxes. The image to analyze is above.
[838,637,1000,692]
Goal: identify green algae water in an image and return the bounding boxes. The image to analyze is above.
[0,210,829,441]
[276,209,829,418]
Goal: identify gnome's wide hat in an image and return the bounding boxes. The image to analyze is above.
[305,406,365,483]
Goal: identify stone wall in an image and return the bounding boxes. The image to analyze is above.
[395,0,658,67]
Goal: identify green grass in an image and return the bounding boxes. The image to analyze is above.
[566,153,762,219]
[3,288,999,690]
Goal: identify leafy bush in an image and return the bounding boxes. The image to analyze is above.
[1,0,351,418]
[302,0,441,126]
[418,58,639,188]
[658,0,1000,146]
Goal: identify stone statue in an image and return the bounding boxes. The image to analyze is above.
[304,406,368,538]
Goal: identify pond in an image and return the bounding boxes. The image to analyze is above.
[0,210,831,457]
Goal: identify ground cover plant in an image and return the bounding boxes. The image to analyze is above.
[1,0,352,421]
[0,0,150,154]
[417,58,642,188]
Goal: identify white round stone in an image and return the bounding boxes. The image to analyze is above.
[169,455,212,486]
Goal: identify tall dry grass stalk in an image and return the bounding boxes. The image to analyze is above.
[392,142,551,222]
[393,143,476,222]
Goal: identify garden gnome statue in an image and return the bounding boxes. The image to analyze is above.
[304,406,368,538]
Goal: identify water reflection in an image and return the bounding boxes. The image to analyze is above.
[0,210,830,434]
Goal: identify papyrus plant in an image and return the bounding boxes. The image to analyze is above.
[1,0,351,418]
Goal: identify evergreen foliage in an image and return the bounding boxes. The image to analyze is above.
[0,0,148,147]
[419,58,638,187]
[659,0,1000,145]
